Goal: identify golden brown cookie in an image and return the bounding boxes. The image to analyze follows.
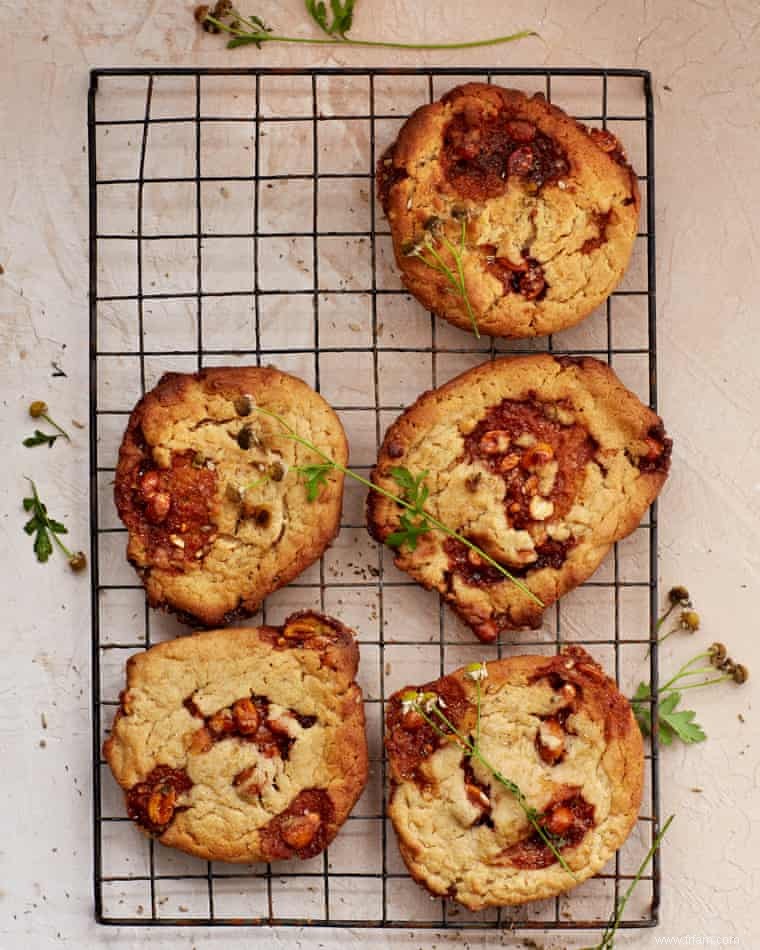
[103,611,368,863]
[367,355,670,642]
[114,366,347,626]
[385,647,644,909]
[377,83,639,338]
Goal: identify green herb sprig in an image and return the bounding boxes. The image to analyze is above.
[632,643,747,746]
[633,587,748,746]
[385,467,431,549]
[24,430,61,449]
[23,400,71,449]
[195,0,536,52]
[401,663,575,878]
[252,406,542,607]
[405,217,480,338]
[584,814,674,950]
[292,462,333,502]
[23,479,86,571]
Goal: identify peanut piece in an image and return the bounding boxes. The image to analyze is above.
[529,496,555,522]
[232,698,260,735]
[188,727,213,754]
[145,492,171,524]
[479,430,511,455]
[544,804,574,836]
[281,811,321,850]
[522,442,554,469]
[499,453,520,473]
[207,709,235,736]
[536,718,565,765]
[465,783,490,810]
[147,785,177,827]
[139,470,160,496]
[283,617,326,641]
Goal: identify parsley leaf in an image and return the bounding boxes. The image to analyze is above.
[386,511,431,551]
[304,0,329,33]
[632,681,652,736]
[305,0,355,36]
[23,487,60,563]
[384,467,432,551]
[23,429,59,448]
[658,691,706,745]
[632,682,706,745]
[21,479,86,571]
[292,462,333,502]
[390,465,429,507]
[328,0,354,36]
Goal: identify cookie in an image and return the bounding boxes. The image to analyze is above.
[114,366,347,626]
[367,354,670,642]
[377,83,639,338]
[103,611,368,863]
[385,647,644,909]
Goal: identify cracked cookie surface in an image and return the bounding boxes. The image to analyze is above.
[367,354,670,642]
[378,83,639,338]
[385,647,643,909]
[103,611,368,863]
[115,366,347,626]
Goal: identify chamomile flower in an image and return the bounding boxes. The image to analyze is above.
[420,691,440,714]
[465,661,488,682]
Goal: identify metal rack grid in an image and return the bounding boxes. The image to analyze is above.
[88,66,662,931]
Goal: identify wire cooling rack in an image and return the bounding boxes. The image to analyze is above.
[88,66,662,931]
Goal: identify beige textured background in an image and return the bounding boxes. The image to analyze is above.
[1,0,758,947]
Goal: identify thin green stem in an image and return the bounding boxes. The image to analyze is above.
[443,218,480,338]
[416,224,480,338]
[424,703,576,879]
[252,406,542,606]
[460,221,480,338]
[656,625,678,647]
[226,30,537,51]
[417,244,458,286]
[631,658,722,705]
[659,655,710,692]
[243,473,272,493]
[41,413,70,441]
[234,12,271,33]
[203,13,245,36]
[589,815,674,950]
[475,679,481,747]
[653,601,676,635]
[660,676,731,693]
